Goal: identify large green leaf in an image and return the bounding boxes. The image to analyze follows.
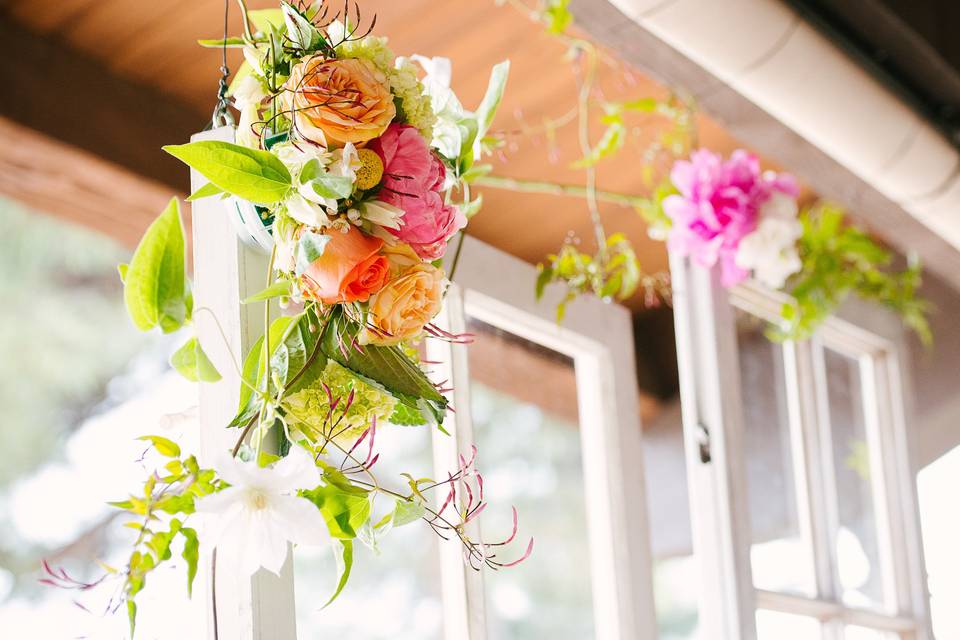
[302,483,371,539]
[123,198,188,333]
[320,308,448,425]
[170,336,222,383]
[163,141,291,205]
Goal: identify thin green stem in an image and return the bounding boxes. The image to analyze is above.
[236,0,254,41]
[473,174,649,209]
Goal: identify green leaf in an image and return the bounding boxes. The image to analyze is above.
[181,527,199,597]
[242,279,292,304]
[170,336,222,382]
[535,264,553,300]
[571,119,626,168]
[302,484,371,539]
[128,600,137,638]
[249,8,285,33]
[391,499,426,527]
[388,402,427,426]
[472,61,511,158]
[138,435,181,458]
[186,181,225,201]
[309,175,354,200]
[123,198,188,333]
[197,37,247,47]
[296,231,332,275]
[282,2,320,50]
[544,0,573,34]
[323,539,354,608]
[229,310,328,428]
[320,308,448,425]
[163,141,292,205]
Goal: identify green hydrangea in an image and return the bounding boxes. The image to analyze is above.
[284,360,397,443]
[330,25,436,137]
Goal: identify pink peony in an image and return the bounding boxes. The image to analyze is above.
[663,149,798,286]
[368,124,465,260]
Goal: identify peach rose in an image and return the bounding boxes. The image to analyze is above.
[361,264,445,345]
[282,56,396,147]
[300,227,390,304]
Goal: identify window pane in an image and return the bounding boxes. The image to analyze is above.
[295,425,442,640]
[755,609,820,640]
[645,387,698,639]
[466,317,595,639]
[736,310,815,596]
[822,348,886,610]
[844,625,894,640]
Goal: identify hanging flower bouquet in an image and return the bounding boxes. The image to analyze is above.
[52,1,529,632]
[662,149,930,342]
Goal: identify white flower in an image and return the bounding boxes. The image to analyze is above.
[286,192,333,228]
[411,55,465,159]
[232,75,267,111]
[274,142,330,178]
[358,199,404,230]
[196,446,328,577]
[735,217,803,289]
[327,143,361,181]
[759,189,799,220]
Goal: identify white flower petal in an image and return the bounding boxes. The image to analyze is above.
[287,193,333,227]
[270,495,330,547]
[264,446,320,493]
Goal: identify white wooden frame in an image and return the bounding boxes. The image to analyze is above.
[671,254,932,640]
[427,236,658,640]
[192,126,297,640]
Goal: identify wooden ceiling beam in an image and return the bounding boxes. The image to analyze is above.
[0,117,184,248]
[0,13,206,196]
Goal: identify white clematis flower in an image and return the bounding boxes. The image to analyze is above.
[735,217,804,290]
[196,446,328,576]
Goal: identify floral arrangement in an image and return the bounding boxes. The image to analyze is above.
[662,149,930,342]
[47,1,529,633]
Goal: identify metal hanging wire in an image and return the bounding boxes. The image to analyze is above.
[211,0,236,128]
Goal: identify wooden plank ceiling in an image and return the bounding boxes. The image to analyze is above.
[3,0,807,288]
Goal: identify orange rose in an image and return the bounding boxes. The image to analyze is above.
[281,56,396,147]
[361,264,445,345]
[300,227,390,304]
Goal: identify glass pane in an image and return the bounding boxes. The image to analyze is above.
[756,609,820,640]
[645,386,699,639]
[295,425,442,640]
[466,317,595,639]
[822,348,886,610]
[844,625,893,640]
[736,310,815,596]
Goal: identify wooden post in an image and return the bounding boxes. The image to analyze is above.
[190,126,297,640]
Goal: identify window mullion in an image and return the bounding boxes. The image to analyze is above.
[670,255,757,640]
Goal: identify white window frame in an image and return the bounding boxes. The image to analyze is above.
[670,253,932,640]
[427,235,658,640]
[192,133,658,640]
